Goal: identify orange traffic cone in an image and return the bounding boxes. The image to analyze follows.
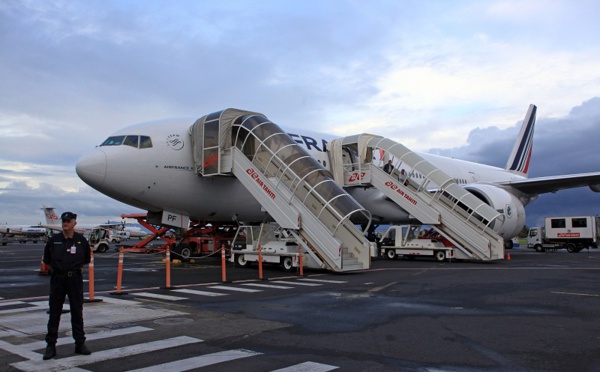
[506,253,511,261]
[39,256,50,276]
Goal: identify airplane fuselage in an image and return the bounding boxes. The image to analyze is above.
[76,117,529,236]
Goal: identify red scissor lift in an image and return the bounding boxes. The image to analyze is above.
[120,213,237,261]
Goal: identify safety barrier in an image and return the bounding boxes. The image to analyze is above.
[221,244,228,283]
[38,255,50,276]
[85,250,103,303]
[161,247,174,289]
[110,248,128,295]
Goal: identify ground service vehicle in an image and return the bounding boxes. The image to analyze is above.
[230,223,322,272]
[378,225,464,262]
[527,216,600,253]
[85,227,111,253]
[108,230,130,243]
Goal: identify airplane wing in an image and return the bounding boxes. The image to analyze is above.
[98,222,124,228]
[498,172,600,195]
[38,223,61,231]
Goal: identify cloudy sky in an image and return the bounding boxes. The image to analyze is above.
[1,0,599,228]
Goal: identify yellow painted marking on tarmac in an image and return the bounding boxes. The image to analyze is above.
[551,291,600,297]
[368,281,398,292]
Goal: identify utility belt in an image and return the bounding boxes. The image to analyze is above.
[52,268,82,277]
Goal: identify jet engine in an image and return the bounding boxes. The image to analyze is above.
[464,184,526,241]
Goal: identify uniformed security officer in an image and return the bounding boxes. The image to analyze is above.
[43,211,92,360]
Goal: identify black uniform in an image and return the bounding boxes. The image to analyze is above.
[43,231,91,346]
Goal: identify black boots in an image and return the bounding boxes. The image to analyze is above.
[43,344,56,360]
[75,343,91,355]
[43,343,92,360]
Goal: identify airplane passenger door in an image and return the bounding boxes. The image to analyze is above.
[202,116,220,176]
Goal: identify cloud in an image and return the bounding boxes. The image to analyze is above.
[429,98,600,226]
[1,0,600,228]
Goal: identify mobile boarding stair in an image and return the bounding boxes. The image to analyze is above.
[190,109,373,272]
[329,134,505,261]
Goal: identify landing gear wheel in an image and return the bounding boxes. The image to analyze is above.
[281,256,294,272]
[385,249,397,260]
[434,250,446,262]
[235,254,249,268]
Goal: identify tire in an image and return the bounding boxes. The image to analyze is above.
[97,243,109,253]
[281,256,294,272]
[566,243,576,253]
[235,254,249,268]
[434,250,446,262]
[385,249,397,260]
[175,244,192,262]
[534,244,545,253]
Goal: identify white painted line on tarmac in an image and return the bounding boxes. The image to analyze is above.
[0,298,187,338]
[172,289,227,297]
[127,348,262,371]
[270,281,322,286]
[299,278,347,284]
[242,283,294,289]
[19,326,154,351]
[208,285,262,293]
[0,301,25,307]
[133,292,188,301]
[11,335,203,372]
[0,339,42,361]
[93,296,140,305]
[271,361,339,371]
[0,301,50,315]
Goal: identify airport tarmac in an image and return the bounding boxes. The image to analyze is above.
[1,242,599,371]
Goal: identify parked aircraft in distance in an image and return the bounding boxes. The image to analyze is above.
[0,224,46,237]
[75,105,600,254]
[41,206,148,239]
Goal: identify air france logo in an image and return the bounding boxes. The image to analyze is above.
[166,134,184,150]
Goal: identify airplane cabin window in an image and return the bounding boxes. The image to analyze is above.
[140,136,153,149]
[123,135,139,148]
[100,136,125,146]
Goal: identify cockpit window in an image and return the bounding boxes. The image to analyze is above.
[100,135,153,149]
[140,136,152,149]
[100,136,125,146]
[123,135,139,148]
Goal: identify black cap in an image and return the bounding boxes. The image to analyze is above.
[60,211,77,221]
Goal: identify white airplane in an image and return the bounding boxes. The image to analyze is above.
[40,206,148,239]
[121,225,148,239]
[75,105,600,250]
[0,224,47,237]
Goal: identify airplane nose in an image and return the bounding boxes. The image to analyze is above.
[76,148,107,188]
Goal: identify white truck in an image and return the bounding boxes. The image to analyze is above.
[527,216,600,253]
[108,230,130,243]
[230,223,323,272]
[378,225,463,262]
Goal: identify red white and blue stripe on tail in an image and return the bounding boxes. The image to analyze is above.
[505,104,536,177]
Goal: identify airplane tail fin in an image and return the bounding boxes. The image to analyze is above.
[42,205,60,225]
[505,104,536,178]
